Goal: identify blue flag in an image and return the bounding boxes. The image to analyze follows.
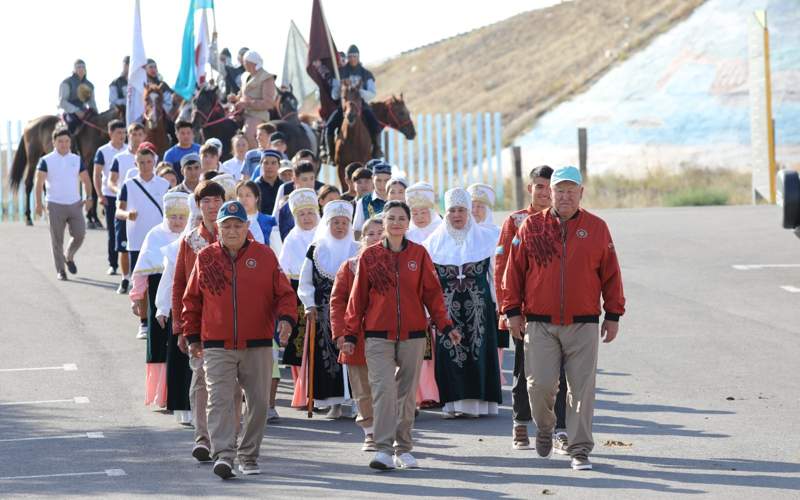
[173,0,198,101]
[174,0,214,100]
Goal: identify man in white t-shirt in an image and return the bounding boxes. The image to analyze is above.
[108,122,146,294]
[220,133,248,180]
[116,144,170,338]
[34,127,93,280]
[92,119,127,276]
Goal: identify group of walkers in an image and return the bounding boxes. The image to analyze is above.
[37,48,625,480]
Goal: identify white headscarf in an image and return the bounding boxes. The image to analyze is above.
[279,188,321,279]
[312,200,360,278]
[243,50,263,71]
[406,181,442,243]
[423,188,497,266]
[133,192,190,275]
[467,182,500,241]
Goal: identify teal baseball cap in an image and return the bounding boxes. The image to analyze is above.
[216,201,248,223]
[551,166,583,186]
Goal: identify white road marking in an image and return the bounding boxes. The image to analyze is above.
[732,264,800,270]
[0,432,104,443]
[780,285,800,293]
[0,469,126,481]
[0,363,78,373]
[0,396,90,406]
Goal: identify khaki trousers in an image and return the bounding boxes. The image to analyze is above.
[366,338,425,454]
[203,347,272,462]
[524,321,599,457]
[47,201,86,273]
[189,358,209,446]
[348,364,374,432]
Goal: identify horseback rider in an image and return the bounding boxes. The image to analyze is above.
[228,50,277,149]
[145,59,178,116]
[326,45,383,159]
[209,32,247,98]
[109,56,129,114]
[59,59,98,134]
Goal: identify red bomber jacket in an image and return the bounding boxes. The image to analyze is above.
[502,208,625,325]
[330,257,365,365]
[182,240,297,349]
[494,204,540,329]
[344,238,454,343]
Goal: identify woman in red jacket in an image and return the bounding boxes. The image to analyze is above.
[344,201,461,471]
[330,215,384,452]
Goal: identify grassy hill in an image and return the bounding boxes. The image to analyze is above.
[371,0,705,144]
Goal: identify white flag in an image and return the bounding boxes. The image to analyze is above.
[126,0,147,125]
[194,7,209,85]
[282,20,316,107]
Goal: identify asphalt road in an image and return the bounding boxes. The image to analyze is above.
[0,204,798,499]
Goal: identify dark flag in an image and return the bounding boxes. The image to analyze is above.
[306,0,340,121]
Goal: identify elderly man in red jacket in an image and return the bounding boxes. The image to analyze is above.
[503,166,625,472]
[183,200,297,480]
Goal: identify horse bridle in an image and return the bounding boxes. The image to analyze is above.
[194,97,241,129]
[379,99,413,130]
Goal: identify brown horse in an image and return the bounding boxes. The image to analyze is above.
[8,109,117,225]
[371,94,417,140]
[334,83,372,189]
[143,84,171,157]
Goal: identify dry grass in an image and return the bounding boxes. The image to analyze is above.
[373,0,705,145]
[582,167,751,209]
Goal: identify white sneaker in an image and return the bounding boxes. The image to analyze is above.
[325,404,342,419]
[369,451,396,471]
[136,324,148,339]
[267,407,280,422]
[393,452,419,469]
[176,410,193,426]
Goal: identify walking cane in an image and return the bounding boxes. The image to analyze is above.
[306,317,317,418]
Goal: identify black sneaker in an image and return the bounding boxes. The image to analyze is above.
[535,431,553,459]
[192,443,212,462]
[117,279,129,294]
[66,260,77,275]
[213,459,235,479]
[57,271,68,281]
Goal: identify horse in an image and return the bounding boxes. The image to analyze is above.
[263,86,314,160]
[191,84,240,161]
[333,83,372,189]
[143,84,171,157]
[370,94,417,140]
[8,109,117,226]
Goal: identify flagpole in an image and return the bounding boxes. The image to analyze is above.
[318,0,341,91]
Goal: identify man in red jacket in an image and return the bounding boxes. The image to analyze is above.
[503,166,625,471]
[495,165,568,453]
[182,200,297,480]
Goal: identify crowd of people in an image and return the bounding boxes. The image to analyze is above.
[36,46,626,480]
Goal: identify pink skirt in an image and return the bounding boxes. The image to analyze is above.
[416,347,439,405]
[291,330,309,408]
[145,363,167,408]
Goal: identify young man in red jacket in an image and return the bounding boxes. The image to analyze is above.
[503,166,625,471]
[182,200,297,479]
[495,165,568,453]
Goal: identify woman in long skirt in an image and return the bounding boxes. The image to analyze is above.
[424,188,502,418]
[298,200,360,418]
[129,192,190,409]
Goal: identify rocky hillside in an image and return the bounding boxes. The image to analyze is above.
[372,0,706,143]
